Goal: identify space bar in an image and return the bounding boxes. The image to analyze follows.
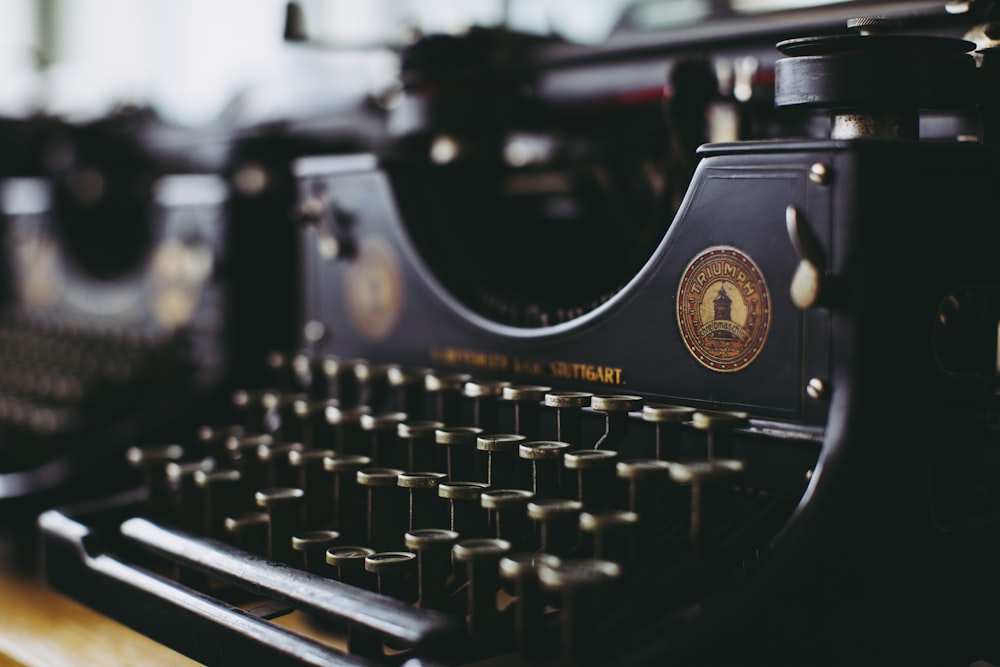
[119,517,464,649]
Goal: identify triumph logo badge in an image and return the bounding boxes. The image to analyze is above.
[677,246,771,372]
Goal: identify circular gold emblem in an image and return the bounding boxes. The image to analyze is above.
[344,236,404,341]
[677,246,771,372]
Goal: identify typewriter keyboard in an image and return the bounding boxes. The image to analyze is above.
[103,351,814,666]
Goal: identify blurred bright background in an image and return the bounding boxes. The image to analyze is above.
[0,0,856,126]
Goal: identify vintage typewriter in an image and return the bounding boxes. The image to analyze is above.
[22,0,1000,665]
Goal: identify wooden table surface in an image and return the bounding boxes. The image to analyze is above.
[0,512,201,667]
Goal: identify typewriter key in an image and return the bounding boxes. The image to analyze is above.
[616,459,677,532]
[519,440,571,498]
[225,433,273,505]
[165,457,215,532]
[642,404,695,460]
[255,487,305,565]
[691,410,749,461]
[387,365,432,418]
[288,448,336,528]
[477,433,527,489]
[325,404,373,457]
[435,426,484,481]
[453,538,512,642]
[481,488,534,548]
[357,467,406,551]
[538,559,622,665]
[326,545,377,590]
[579,510,639,566]
[274,392,309,443]
[315,356,363,406]
[195,469,243,540]
[439,481,490,538]
[256,440,303,488]
[528,499,584,557]
[292,529,341,575]
[669,459,745,569]
[564,449,620,511]
[425,372,471,424]
[365,551,418,602]
[544,391,594,450]
[360,411,408,468]
[591,395,643,450]
[354,361,392,412]
[398,420,445,472]
[323,454,371,543]
[501,385,552,440]
[397,471,448,530]
[224,511,269,557]
[500,553,561,662]
[126,443,184,520]
[464,379,511,433]
[294,398,337,452]
[405,528,460,611]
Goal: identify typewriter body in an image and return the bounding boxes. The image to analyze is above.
[19,0,1000,665]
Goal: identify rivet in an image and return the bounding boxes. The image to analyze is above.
[806,377,827,400]
[809,163,829,185]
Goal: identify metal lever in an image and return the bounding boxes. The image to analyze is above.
[786,205,838,309]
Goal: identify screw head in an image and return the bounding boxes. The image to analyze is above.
[807,377,828,400]
[809,163,829,184]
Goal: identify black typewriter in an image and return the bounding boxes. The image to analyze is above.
[17,0,1000,665]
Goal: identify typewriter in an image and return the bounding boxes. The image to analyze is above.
[21,0,1000,665]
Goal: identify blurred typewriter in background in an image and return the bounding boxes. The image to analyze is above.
[10,0,1000,664]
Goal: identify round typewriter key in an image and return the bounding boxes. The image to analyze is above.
[616,459,677,530]
[440,481,490,538]
[564,449,620,511]
[477,433,527,489]
[528,499,583,557]
[398,471,448,530]
[519,441,570,498]
[538,559,623,665]
[256,440,303,488]
[405,528,460,611]
[225,433,273,504]
[387,365,433,418]
[481,488,534,548]
[360,411,408,468]
[255,487,306,565]
[579,510,639,566]
[196,423,244,463]
[289,448,336,528]
[365,551,418,602]
[292,529,341,575]
[326,545,377,590]
[126,443,184,520]
[425,372,471,424]
[642,404,695,460]
[224,510,269,557]
[353,361,391,411]
[691,410,749,461]
[165,457,215,533]
[436,426,484,482]
[464,379,511,433]
[325,404,373,457]
[669,459,745,569]
[453,539,512,641]
[501,385,551,440]
[195,468,242,540]
[398,420,445,472]
[323,454,371,543]
[591,395,643,451]
[501,552,562,662]
[544,391,593,450]
[357,467,406,551]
